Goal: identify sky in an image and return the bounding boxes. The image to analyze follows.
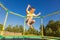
[0,0,60,30]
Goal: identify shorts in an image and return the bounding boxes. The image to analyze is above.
[26,19,29,23]
[26,19,34,25]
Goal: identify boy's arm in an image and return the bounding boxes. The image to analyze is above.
[26,4,30,14]
[34,12,41,17]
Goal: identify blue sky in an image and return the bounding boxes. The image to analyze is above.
[0,0,60,30]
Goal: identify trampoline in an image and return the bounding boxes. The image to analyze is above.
[0,3,60,40]
[0,35,60,40]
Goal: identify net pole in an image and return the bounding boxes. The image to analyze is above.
[10,11,24,18]
[41,18,44,37]
[0,3,7,11]
[43,10,60,18]
[23,17,26,35]
[1,11,8,35]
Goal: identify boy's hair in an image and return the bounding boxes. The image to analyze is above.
[30,7,35,10]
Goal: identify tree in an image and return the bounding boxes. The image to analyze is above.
[5,25,12,32]
[45,27,52,35]
[12,25,19,33]
[0,24,3,31]
[56,27,60,34]
[45,20,60,37]
[27,27,39,35]
[18,25,24,33]
[48,20,55,24]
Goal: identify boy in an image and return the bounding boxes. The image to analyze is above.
[26,4,41,29]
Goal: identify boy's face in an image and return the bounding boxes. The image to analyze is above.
[30,8,35,13]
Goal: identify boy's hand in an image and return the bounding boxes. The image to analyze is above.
[28,4,31,7]
[38,12,41,15]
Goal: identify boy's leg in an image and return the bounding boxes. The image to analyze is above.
[30,25,33,29]
[27,18,32,27]
[26,18,35,29]
[29,20,35,29]
[30,20,35,25]
[27,18,34,29]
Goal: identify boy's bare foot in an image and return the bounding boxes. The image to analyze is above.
[30,25,33,29]
[27,23,33,29]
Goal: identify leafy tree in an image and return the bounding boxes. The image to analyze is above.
[5,25,12,32]
[56,27,60,34]
[12,25,19,33]
[18,25,24,33]
[0,24,3,31]
[48,20,55,24]
[45,20,60,37]
[27,27,38,35]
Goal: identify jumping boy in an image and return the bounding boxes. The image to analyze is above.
[26,4,41,29]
